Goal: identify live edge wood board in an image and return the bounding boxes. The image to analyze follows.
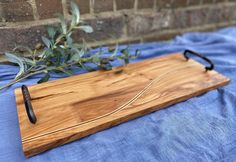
[15,53,230,157]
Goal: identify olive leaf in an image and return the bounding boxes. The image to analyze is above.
[22,57,36,66]
[70,48,84,62]
[38,73,50,84]
[110,45,118,57]
[58,68,73,76]
[0,2,140,91]
[5,52,27,79]
[42,36,52,48]
[71,1,80,25]
[120,48,130,64]
[66,35,73,47]
[76,25,93,33]
[58,14,67,34]
[47,26,57,39]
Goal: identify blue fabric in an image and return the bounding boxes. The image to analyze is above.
[1,26,236,162]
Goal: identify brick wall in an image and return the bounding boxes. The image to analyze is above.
[0,0,236,54]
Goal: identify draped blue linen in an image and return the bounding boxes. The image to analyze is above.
[0,26,236,162]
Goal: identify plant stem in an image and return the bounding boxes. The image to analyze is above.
[0,70,46,91]
[0,61,76,91]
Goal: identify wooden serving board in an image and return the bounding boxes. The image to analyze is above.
[15,53,230,157]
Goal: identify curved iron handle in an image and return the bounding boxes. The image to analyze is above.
[21,85,37,124]
[183,50,214,71]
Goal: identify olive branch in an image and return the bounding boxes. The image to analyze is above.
[0,1,140,91]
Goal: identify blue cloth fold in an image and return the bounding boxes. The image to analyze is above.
[0,26,236,162]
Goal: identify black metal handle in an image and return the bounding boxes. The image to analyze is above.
[21,85,37,124]
[183,50,214,71]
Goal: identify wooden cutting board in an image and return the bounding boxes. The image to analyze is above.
[15,53,230,157]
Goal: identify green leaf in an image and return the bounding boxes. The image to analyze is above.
[58,67,73,76]
[111,45,118,57]
[38,73,50,84]
[5,52,26,79]
[58,14,67,34]
[70,48,84,62]
[76,25,93,33]
[47,26,56,39]
[70,1,80,25]
[91,53,101,64]
[66,36,73,47]
[22,57,36,66]
[41,48,53,59]
[12,46,36,66]
[120,48,130,64]
[78,49,85,57]
[0,1,140,91]
[70,54,80,62]
[71,14,76,26]
[42,36,52,48]
[79,62,95,72]
[55,52,62,66]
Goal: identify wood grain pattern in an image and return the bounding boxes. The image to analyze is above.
[15,53,230,157]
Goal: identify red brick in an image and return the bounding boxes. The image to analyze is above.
[188,0,200,5]
[156,0,172,9]
[1,0,236,54]
[187,9,208,26]
[94,0,113,13]
[202,0,213,4]
[35,0,63,19]
[116,0,135,10]
[75,0,90,14]
[172,8,208,28]
[0,1,33,22]
[207,5,236,24]
[172,0,188,8]
[0,25,47,52]
[73,16,125,42]
[138,0,154,9]
[127,11,172,36]
[67,0,90,15]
